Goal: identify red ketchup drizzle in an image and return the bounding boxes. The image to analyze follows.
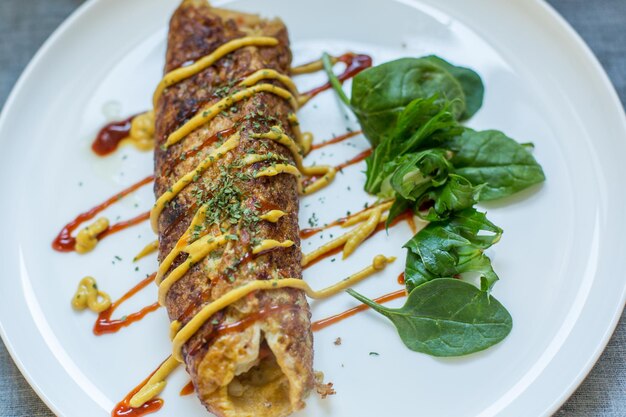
[163,203,197,238]
[406,214,418,234]
[112,361,165,417]
[92,115,136,157]
[94,273,160,335]
[98,211,150,240]
[299,226,334,239]
[311,289,406,332]
[179,381,195,397]
[397,272,406,285]
[304,246,343,269]
[302,149,372,189]
[52,175,154,252]
[257,200,281,212]
[177,288,213,325]
[335,149,372,171]
[311,130,362,151]
[302,53,373,99]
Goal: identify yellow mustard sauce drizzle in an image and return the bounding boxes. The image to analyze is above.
[71,276,111,313]
[302,202,395,265]
[150,134,240,232]
[344,206,384,256]
[297,95,313,107]
[252,126,336,194]
[289,56,340,76]
[253,126,302,158]
[254,163,303,189]
[156,205,209,284]
[169,320,181,341]
[287,113,313,155]
[74,217,109,254]
[165,84,297,148]
[239,69,299,97]
[259,210,286,222]
[169,254,395,362]
[129,356,180,408]
[121,111,155,152]
[341,201,394,227]
[158,235,229,306]
[239,153,276,166]
[134,240,159,262]
[164,51,316,149]
[152,36,279,107]
[252,239,294,254]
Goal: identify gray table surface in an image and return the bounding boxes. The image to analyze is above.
[1,0,624,416]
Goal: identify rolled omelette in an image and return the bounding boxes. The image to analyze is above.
[153,1,314,416]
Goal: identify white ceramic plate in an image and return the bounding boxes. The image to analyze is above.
[1,0,625,416]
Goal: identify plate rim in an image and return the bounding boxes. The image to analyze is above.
[0,2,115,416]
[505,1,625,412]
[0,0,624,416]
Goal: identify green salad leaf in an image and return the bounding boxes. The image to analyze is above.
[415,174,483,222]
[420,56,484,120]
[403,208,502,292]
[347,278,512,356]
[446,129,546,201]
[386,197,411,228]
[380,149,451,200]
[347,58,467,146]
[365,96,460,194]
[320,52,545,357]
[391,95,462,154]
[380,152,480,224]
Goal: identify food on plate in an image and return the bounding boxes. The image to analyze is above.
[150,2,315,415]
[52,0,546,416]
[323,54,544,355]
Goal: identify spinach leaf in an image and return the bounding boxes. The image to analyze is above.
[350,58,466,146]
[391,95,462,154]
[347,278,512,356]
[388,150,451,200]
[364,97,460,194]
[386,196,411,228]
[384,163,478,225]
[404,208,502,292]
[447,129,546,201]
[378,152,484,226]
[404,250,434,289]
[415,174,483,221]
[366,136,398,197]
[318,53,540,357]
[421,56,484,120]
